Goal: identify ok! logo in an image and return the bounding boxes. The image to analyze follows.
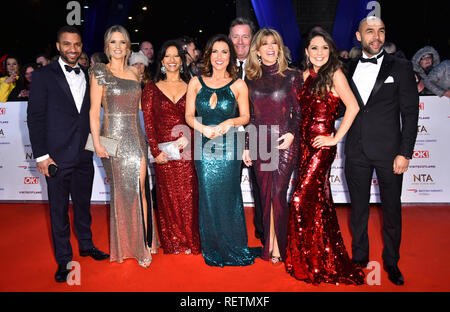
[24,177,39,184]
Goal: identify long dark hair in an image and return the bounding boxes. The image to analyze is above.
[303,28,342,97]
[200,34,238,79]
[4,55,24,85]
[153,40,190,83]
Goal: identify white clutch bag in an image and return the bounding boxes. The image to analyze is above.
[149,141,181,163]
[85,133,120,157]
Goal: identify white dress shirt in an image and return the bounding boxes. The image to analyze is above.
[352,50,384,105]
[36,58,86,163]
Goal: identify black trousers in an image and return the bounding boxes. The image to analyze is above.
[345,151,403,266]
[241,162,264,243]
[46,158,95,265]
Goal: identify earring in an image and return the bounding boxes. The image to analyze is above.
[161,65,166,74]
[179,66,184,74]
[257,55,262,65]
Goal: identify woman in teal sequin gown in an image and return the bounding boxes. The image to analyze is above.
[185,34,261,267]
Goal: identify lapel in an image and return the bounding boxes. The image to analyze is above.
[79,66,90,115]
[346,58,365,108]
[51,61,79,115]
[366,54,395,105]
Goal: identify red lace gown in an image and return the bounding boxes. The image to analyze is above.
[141,81,201,255]
[285,69,365,285]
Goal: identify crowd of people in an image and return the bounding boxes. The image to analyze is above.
[2,22,448,103]
[7,15,435,287]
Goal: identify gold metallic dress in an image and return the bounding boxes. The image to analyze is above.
[90,63,158,267]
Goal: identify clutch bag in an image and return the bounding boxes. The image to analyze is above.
[85,133,120,157]
[149,141,181,163]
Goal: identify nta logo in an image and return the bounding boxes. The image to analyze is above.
[413,174,433,183]
[417,125,427,133]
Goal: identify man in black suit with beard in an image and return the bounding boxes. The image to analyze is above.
[344,17,419,285]
[27,26,109,283]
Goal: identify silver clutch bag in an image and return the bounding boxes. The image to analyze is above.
[149,141,181,163]
[85,133,120,157]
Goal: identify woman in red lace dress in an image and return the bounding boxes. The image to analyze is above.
[285,28,364,285]
[142,40,201,255]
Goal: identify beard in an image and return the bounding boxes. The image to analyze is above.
[60,51,80,65]
[362,40,383,56]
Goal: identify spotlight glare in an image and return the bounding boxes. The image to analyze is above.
[142,6,147,11]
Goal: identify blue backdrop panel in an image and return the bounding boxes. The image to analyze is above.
[332,0,371,51]
[83,0,134,56]
[251,0,302,62]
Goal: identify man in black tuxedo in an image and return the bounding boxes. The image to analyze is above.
[27,26,109,283]
[344,17,419,285]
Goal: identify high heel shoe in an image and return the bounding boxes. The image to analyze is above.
[271,256,282,265]
[138,258,151,268]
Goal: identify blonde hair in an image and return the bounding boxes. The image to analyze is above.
[246,28,289,80]
[104,25,131,67]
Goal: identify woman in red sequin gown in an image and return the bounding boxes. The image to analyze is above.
[142,40,201,255]
[285,29,364,285]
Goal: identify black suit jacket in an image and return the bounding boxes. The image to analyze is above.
[27,61,93,168]
[344,54,419,161]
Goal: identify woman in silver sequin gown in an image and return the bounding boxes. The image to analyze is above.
[89,25,158,268]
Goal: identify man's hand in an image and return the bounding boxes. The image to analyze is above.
[37,157,57,177]
[393,155,410,175]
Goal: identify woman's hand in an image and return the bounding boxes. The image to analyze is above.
[94,143,109,158]
[5,74,17,84]
[242,150,252,167]
[312,133,337,148]
[176,136,189,150]
[215,120,234,136]
[276,133,294,150]
[202,126,217,139]
[155,152,170,164]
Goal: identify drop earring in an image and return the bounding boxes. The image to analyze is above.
[161,65,166,74]
[257,55,262,65]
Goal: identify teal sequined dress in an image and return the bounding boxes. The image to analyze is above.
[194,76,261,267]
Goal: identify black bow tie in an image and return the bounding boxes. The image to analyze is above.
[359,50,385,65]
[64,65,81,74]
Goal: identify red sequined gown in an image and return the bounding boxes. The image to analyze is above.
[142,81,201,255]
[285,69,365,285]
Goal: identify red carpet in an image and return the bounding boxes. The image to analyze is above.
[0,203,449,292]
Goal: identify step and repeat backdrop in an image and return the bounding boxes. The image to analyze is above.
[1,96,449,203]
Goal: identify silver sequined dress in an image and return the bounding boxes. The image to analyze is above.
[90,63,158,266]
